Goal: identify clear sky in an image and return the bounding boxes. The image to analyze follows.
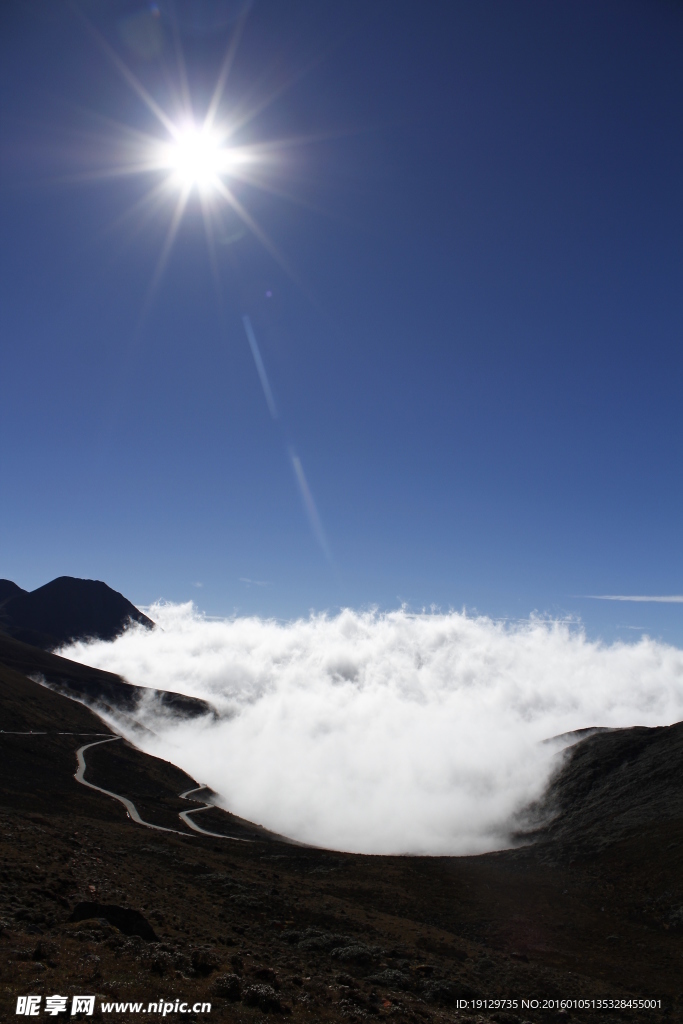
[1,0,682,643]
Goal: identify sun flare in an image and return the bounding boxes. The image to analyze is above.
[81,19,299,297]
[160,125,232,191]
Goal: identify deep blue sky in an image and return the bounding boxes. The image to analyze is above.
[1,0,682,641]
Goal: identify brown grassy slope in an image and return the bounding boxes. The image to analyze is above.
[0,659,113,733]
[0,663,271,838]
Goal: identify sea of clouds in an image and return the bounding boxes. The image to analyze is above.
[59,603,683,856]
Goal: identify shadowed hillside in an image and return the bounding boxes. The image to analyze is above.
[0,576,154,650]
[0,580,25,603]
[1,643,682,1021]
[0,632,214,723]
[523,722,683,861]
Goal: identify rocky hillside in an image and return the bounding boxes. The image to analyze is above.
[523,721,683,860]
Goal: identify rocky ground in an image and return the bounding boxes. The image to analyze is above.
[1,661,682,1023]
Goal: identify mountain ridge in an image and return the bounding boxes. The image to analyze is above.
[0,575,153,650]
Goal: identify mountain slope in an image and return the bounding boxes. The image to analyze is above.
[523,721,683,859]
[0,580,26,602]
[0,632,213,722]
[0,576,153,650]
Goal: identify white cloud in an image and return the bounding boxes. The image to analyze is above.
[60,605,683,856]
[585,595,683,603]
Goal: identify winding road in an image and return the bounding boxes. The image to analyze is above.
[178,786,249,840]
[2,731,251,841]
[74,736,252,841]
[74,737,189,836]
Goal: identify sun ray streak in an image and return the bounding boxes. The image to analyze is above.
[78,18,179,138]
[242,316,278,420]
[226,50,330,139]
[168,3,193,121]
[199,195,225,309]
[138,185,191,324]
[204,1,253,133]
[213,180,309,293]
[221,168,337,221]
[289,447,333,564]
[101,179,173,240]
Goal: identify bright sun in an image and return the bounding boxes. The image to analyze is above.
[161,125,232,191]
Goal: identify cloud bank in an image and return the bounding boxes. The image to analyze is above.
[60,605,683,856]
[586,595,683,603]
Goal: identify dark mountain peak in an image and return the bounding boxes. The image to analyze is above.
[0,580,27,603]
[0,575,154,650]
